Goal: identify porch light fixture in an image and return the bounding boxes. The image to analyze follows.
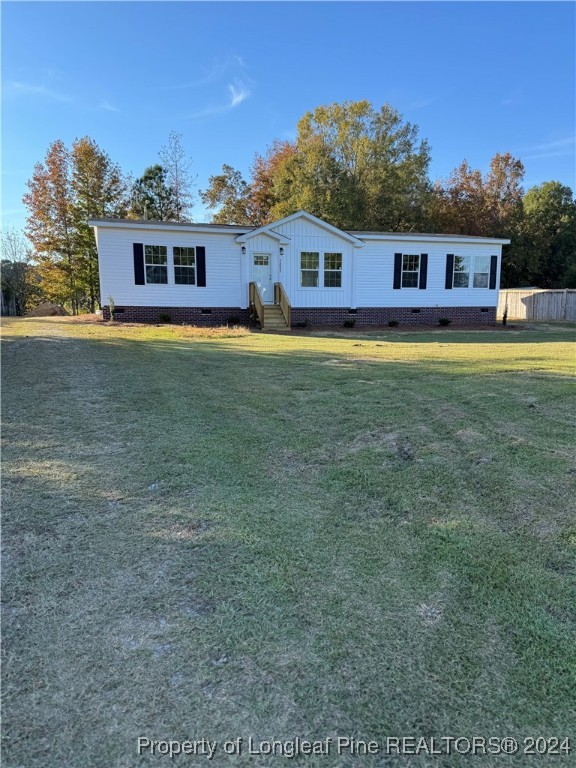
[241,246,246,255]
[279,247,284,255]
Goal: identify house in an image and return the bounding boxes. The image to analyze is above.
[90,210,510,328]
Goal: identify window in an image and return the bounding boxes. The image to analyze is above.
[145,245,167,284]
[473,255,490,288]
[453,255,470,288]
[254,253,269,266]
[324,252,342,287]
[402,254,420,288]
[300,252,319,287]
[174,246,196,285]
[300,251,343,287]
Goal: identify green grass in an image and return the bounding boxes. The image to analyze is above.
[2,317,576,767]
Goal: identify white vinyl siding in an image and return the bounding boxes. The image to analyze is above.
[95,214,504,313]
[270,218,353,307]
[97,227,244,307]
[355,241,501,308]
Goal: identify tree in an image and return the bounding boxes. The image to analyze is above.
[201,144,298,226]
[71,137,128,311]
[129,165,178,221]
[427,153,526,286]
[268,101,431,230]
[159,131,195,222]
[200,164,254,224]
[428,161,487,235]
[249,140,297,225]
[0,227,41,314]
[202,100,431,231]
[22,140,80,313]
[522,182,576,288]
[484,153,525,237]
[23,137,129,312]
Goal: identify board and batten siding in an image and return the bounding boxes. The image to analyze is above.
[97,226,244,308]
[354,240,503,308]
[271,218,355,307]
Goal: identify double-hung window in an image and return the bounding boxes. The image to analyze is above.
[402,254,420,287]
[324,253,342,287]
[472,255,490,288]
[174,246,196,285]
[300,251,343,287]
[300,252,320,287]
[145,245,168,284]
[453,255,470,288]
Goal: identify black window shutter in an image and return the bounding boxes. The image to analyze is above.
[419,253,428,289]
[196,246,206,287]
[489,255,498,289]
[393,253,402,289]
[133,243,145,285]
[445,254,454,289]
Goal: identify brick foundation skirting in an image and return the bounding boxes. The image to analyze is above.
[290,306,497,326]
[102,306,251,325]
[103,305,496,326]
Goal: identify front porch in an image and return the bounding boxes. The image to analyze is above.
[249,281,291,330]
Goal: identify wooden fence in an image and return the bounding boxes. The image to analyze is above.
[497,289,576,321]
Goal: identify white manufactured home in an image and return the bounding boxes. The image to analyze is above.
[90,210,510,328]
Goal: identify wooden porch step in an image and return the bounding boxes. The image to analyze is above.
[262,304,289,330]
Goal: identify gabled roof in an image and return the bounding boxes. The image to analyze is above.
[235,210,365,248]
[234,227,291,245]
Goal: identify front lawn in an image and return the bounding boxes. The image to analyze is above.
[2,318,575,767]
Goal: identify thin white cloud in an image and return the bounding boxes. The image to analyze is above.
[402,98,435,112]
[99,99,119,112]
[166,54,247,91]
[186,78,251,119]
[228,79,249,108]
[521,137,575,152]
[519,136,575,161]
[522,150,574,161]
[5,81,72,103]
[166,60,227,90]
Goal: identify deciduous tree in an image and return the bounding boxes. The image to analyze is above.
[200,164,254,224]
[23,137,129,311]
[71,137,128,311]
[22,140,80,312]
[268,101,432,230]
[0,226,42,314]
[159,131,195,222]
[202,101,431,231]
[522,182,576,288]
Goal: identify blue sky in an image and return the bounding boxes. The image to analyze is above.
[2,1,575,231]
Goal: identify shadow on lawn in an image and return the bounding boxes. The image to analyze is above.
[3,318,576,768]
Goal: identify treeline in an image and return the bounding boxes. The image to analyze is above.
[4,100,575,314]
[200,102,576,290]
[4,132,194,314]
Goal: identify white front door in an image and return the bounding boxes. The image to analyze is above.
[252,252,273,303]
